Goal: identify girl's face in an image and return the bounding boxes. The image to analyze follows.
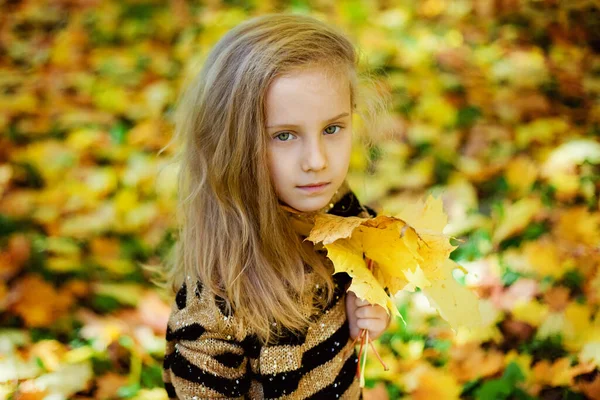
[265,67,353,212]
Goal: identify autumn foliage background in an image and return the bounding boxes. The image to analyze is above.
[1,0,600,399]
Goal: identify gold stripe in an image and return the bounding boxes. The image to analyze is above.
[168,373,245,399]
[183,336,245,358]
[282,339,356,399]
[302,295,346,351]
[258,344,303,374]
[341,377,362,399]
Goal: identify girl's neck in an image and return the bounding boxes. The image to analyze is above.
[280,180,352,238]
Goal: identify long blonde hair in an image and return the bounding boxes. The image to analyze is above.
[159,13,389,345]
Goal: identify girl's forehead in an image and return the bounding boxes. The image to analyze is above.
[265,68,350,104]
[264,70,351,123]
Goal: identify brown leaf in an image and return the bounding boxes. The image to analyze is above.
[543,286,571,312]
[8,274,74,327]
[576,373,600,400]
[14,381,48,400]
[0,233,31,281]
[449,342,505,382]
[95,372,129,399]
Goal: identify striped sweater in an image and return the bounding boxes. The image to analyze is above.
[162,186,376,399]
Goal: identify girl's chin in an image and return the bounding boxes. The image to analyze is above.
[284,199,330,213]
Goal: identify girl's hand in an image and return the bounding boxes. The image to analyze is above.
[345,290,391,341]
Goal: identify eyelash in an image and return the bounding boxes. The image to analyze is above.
[274,125,343,142]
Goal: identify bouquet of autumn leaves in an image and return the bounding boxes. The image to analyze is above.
[306,195,484,386]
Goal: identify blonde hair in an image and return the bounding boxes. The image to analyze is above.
[156,13,389,345]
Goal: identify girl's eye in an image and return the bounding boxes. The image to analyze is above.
[275,132,293,141]
[324,125,341,135]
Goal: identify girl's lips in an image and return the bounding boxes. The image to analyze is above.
[297,182,330,193]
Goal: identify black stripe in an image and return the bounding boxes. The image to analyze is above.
[163,351,171,371]
[274,327,308,347]
[241,334,262,359]
[213,351,246,369]
[214,294,230,316]
[175,283,187,310]
[194,280,203,298]
[164,382,177,398]
[260,319,351,398]
[259,368,304,397]
[306,351,359,399]
[169,347,250,397]
[166,323,206,342]
[364,205,377,217]
[301,318,350,372]
[322,273,350,314]
[328,191,365,217]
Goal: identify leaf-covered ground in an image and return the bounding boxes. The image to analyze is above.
[1,1,599,399]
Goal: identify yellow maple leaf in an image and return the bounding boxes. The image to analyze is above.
[307,195,483,331]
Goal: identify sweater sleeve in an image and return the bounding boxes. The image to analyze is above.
[162,279,254,399]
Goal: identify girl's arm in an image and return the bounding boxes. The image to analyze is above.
[163,281,256,399]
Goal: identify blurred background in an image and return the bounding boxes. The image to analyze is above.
[1,0,599,399]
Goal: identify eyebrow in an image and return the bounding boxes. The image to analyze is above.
[266,112,350,129]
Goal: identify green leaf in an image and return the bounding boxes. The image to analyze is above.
[519,334,567,362]
[109,119,132,145]
[91,294,122,313]
[501,269,523,287]
[140,364,164,388]
[118,335,135,349]
[502,361,525,385]
[461,378,482,397]
[35,356,47,371]
[450,229,492,262]
[29,328,55,342]
[475,379,512,400]
[117,383,142,399]
[0,214,19,237]
[91,355,113,376]
[561,270,584,292]
[498,221,549,251]
[385,382,406,398]
[364,378,378,389]
[474,361,525,400]
[456,106,482,129]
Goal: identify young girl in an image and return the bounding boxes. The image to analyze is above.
[161,13,391,399]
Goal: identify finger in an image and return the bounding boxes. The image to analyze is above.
[354,296,369,307]
[349,324,361,341]
[356,318,387,332]
[355,305,388,319]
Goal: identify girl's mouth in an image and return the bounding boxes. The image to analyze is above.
[297,182,330,193]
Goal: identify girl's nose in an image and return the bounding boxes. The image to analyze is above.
[302,136,328,172]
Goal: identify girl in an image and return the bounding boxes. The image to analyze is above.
[161,13,391,399]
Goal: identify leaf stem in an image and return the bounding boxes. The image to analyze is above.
[369,339,389,371]
[359,330,369,387]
